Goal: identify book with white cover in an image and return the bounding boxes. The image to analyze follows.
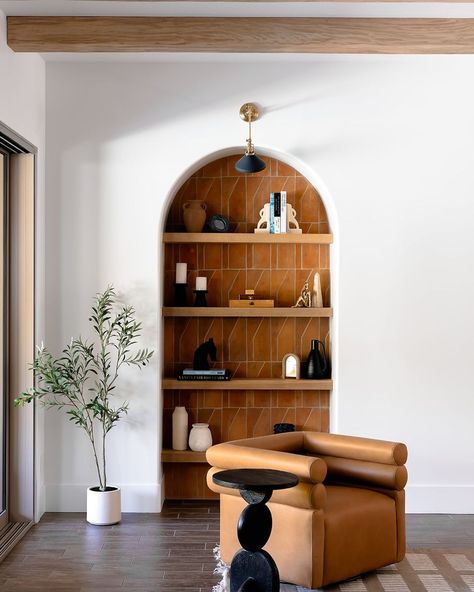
[269,192,275,234]
[280,191,287,233]
[274,192,281,234]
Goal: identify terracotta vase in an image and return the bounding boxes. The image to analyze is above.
[183,200,207,233]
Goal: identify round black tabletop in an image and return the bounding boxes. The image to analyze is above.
[212,468,298,492]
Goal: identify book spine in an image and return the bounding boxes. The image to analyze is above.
[280,191,287,233]
[177,374,230,381]
[182,369,227,375]
[274,192,281,234]
[269,192,275,234]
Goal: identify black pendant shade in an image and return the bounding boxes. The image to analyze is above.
[235,153,266,174]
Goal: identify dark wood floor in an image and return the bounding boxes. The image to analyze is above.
[0,502,473,591]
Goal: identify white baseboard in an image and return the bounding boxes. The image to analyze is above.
[406,485,474,513]
[45,482,163,513]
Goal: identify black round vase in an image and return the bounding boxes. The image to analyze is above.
[305,339,328,379]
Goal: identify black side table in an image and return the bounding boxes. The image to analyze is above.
[213,468,298,592]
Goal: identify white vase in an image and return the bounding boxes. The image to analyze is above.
[86,486,121,525]
[189,423,212,452]
[172,406,188,451]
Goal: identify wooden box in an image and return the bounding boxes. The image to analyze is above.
[229,299,275,308]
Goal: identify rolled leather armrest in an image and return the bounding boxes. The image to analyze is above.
[206,442,327,484]
[304,432,408,466]
[320,455,408,490]
[207,466,327,510]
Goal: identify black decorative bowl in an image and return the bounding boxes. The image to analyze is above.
[273,423,295,434]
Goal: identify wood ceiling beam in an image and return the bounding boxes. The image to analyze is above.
[7,16,474,53]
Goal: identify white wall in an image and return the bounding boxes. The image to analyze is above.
[45,55,474,513]
[0,10,45,520]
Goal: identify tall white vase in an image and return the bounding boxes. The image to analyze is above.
[172,406,188,450]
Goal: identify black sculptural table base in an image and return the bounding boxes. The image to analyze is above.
[213,469,298,592]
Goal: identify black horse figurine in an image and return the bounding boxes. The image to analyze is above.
[193,338,217,370]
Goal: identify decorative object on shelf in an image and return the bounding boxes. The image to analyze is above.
[194,276,208,306]
[174,261,188,306]
[193,337,217,370]
[305,338,329,379]
[174,283,188,307]
[255,200,302,234]
[229,298,274,308]
[194,290,208,307]
[312,272,323,308]
[229,288,274,308]
[282,353,301,379]
[172,406,189,451]
[14,286,153,526]
[235,102,266,174]
[183,199,207,233]
[287,202,302,234]
[207,214,230,233]
[239,289,256,300]
[176,370,232,382]
[175,262,187,284]
[255,203,271,233]
[274,422,296,434]
[188,423,213,452]
[293,281,312,308]
[177,368,231,381]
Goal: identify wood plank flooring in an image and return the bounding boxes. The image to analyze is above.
[0,502,472,591]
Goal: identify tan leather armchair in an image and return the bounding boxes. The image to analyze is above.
[206,431,408,589]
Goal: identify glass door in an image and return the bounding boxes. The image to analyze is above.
[0,152,7,528]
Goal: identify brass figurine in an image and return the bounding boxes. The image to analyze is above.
[293,282,312,308]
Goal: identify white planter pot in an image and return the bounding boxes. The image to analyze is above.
[87,486,121,525]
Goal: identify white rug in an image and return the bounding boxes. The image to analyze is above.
[213,547,474,591]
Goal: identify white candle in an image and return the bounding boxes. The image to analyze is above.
[176,262,187,284]
[196,276,207,291]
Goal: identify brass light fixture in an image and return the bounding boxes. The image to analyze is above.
[235,102,266,174]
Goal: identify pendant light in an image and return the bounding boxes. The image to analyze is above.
[235,103,266,174]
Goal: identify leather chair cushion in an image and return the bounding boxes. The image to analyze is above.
[323,485,397,585]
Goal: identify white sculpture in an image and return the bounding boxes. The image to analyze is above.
[254,202,302,234]
[312,273,323,308]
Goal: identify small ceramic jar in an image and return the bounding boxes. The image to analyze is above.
[188,423,213,452]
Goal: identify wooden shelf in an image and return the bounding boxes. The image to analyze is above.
[161,449,207,463]
[163,232,333,245]
[162,378,333,391]
[163,307,333,318]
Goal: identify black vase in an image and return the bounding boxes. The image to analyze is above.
[305,339,328,379]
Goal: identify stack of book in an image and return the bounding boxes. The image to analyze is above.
[177,369,231,381]
[269,191,287,234]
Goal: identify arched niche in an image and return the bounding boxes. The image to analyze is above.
[161,152,333,500]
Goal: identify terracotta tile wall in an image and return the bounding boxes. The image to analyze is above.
[162,155,332,497]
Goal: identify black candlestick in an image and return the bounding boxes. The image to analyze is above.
[194,290,208,307]
[174,283,188,306]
